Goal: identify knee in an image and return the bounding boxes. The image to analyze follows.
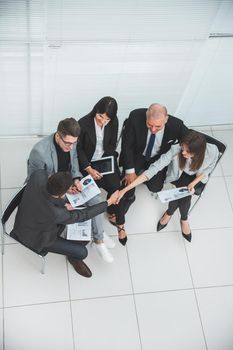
[87,194,102,205]
[146,182,162,193]
[78,246,88,260]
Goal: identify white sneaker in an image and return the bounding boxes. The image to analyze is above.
[103,232,115,248]
[94,243,114,263]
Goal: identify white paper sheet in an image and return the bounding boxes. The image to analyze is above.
[66,219,92,241]
[157,186,194,203]
[66,175,101,207]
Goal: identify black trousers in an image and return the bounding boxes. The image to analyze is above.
[166,172,197,220]
[122,155,168,217]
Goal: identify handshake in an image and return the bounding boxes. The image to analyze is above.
[107,189,126,206]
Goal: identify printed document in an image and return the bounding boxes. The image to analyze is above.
[66,175,100,207]
[157,186,194,203]
[67,215,92,241]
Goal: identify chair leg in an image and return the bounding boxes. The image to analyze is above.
[40,255,46,274]
[189,195,201,214]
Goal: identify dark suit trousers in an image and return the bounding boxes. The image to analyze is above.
[94,158,126,225]
[47,237,88,260]
[122,155,168,214]
[166,172,196,220]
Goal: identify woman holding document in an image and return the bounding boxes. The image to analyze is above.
[116,130,219,242]
[77,96,127,245]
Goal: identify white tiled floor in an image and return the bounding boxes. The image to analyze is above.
[0,126,233,350]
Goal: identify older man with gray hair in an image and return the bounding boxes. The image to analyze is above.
[119,103,189,222]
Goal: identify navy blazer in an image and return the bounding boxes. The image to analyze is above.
[120,108,189,170]
[77,113,119,171]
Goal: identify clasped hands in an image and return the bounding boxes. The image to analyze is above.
[107,189,126,206]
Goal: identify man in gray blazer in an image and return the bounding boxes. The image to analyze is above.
[27,118,115,263]
[12,170,118,277]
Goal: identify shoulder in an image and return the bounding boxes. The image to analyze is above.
[170,143,181,154]
[129,108,147,117]
[128,108,147,124]
[31,134,53,153]
[30,169,48,184]
[78,114,93,127]
[167,115,185,127]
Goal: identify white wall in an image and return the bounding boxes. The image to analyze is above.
[176,1,233,126]
[0,0,232,135]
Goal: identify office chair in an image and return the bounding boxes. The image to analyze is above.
[1,186,47,274]
[188,131,226,213]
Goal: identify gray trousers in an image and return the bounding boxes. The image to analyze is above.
[86,194,104,241]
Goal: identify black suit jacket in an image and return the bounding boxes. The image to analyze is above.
[120,108,189,171]
[11,170,107,254]
[77,113,119,171]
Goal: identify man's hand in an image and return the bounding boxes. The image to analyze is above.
[124,173,137,185]
[72,179,82,193]
[86,166,103,181]
[65,203,76,211]
[107,190,119,206]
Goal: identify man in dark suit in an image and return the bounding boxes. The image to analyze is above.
[120,103,189,199]
[11,170,118,278]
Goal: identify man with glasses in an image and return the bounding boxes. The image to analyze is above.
[27,118,115,271]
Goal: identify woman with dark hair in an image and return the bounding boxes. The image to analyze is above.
[116,130,219,242]
[77,96,127,246]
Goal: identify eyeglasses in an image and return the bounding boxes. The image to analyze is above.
[58,133,77,146]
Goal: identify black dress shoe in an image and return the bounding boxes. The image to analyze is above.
[182,232,192,242]
[68,257,92,277]
[119,236,128,246]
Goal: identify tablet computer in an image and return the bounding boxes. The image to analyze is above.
[91,156,114,175]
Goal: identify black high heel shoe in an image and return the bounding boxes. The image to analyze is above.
[182,232,192,242]
[116,225,127,246]
[157,212,171,232]
[180,220,192,242]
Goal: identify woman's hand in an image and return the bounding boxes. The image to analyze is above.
[187,182,195,193]
[116,189,126,204]
[107,190,119,206]
[86,166,103,181]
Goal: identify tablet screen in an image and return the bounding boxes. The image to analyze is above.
[91,156,114,175]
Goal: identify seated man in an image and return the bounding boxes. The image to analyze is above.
[120,103,189,200]
[11,170,118,278]
[27,117,114,263]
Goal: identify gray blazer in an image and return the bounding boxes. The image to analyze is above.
[144,143,219,184]
[28,134,82,179]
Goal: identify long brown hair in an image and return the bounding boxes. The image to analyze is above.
[179,130,206,171]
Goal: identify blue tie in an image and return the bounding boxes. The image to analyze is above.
[145,133,155,161]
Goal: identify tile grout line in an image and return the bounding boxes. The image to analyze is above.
[3,282,233,310]
[66,259,76,350]
[183,240,208,350]
[125,243,144,350]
